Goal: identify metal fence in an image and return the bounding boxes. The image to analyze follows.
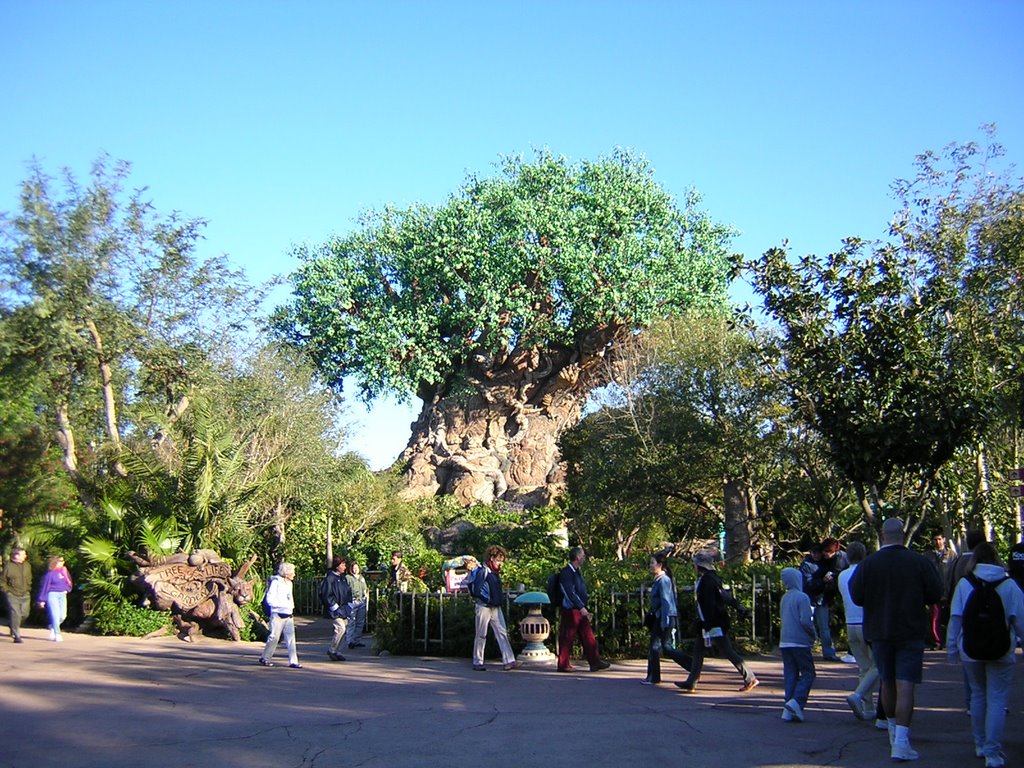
[295,575,777,656]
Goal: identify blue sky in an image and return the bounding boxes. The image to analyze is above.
[3,1,1022,469]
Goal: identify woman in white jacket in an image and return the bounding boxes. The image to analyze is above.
[260,562,302,669]
[946,542,1024,768]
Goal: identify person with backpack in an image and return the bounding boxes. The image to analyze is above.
[641,553,691,686]
[675,551,758,694]
[556,546,611,673]
[467,545,517,671]
[848,517,944,762]
[321,556,353,661]
[946,542,1024,768]
[259,562,302,669]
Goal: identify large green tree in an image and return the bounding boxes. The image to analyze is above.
[745,132,1021,536]
[276,150,733,507]
[560,314,791,562]
[0,155,254,479]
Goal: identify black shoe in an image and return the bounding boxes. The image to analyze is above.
[328,651,347,661]
[13,637,23,644]
[590,659,611,672]
[348,642,366,648]
[289,663,304,669]
[675,681,695,691]
[258,657,274,667]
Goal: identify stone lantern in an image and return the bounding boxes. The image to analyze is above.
[513,592,555,664]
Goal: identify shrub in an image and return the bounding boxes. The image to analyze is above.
[91,599,172,637]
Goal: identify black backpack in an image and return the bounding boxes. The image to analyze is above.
[546,571,562,610]
[961,573,1011,661]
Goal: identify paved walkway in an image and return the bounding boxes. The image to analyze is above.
[0,619,1020,768]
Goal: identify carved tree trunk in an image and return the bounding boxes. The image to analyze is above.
[399,328,628,508]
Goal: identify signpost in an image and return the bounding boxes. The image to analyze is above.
[1012,469,1024,537]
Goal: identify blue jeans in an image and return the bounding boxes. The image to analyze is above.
[345,598,367,645]
[812,603,836,658]
[46,591,68,638]
[781,646,816,707]
[964,660,1014,760]
[646,624,692,683]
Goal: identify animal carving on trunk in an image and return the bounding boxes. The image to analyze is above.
[129,549,257,641]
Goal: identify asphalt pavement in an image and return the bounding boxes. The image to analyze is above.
[0,618,1020,768]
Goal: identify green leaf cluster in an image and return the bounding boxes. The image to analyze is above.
[91,598,172,637]
[276,149,733,402]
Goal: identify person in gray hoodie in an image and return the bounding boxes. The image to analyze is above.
[779,567,817,722]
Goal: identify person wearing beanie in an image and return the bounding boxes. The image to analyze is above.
[675,551,758,694]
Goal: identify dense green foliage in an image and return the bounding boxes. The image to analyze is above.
[91,599,172,637]
[746,131,1024,539]
[275,149,733,403]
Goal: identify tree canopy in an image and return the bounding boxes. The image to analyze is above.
[275,149,734,404]
[745,131,1023,531]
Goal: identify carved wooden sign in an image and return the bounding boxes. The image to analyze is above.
[129,549,257,641]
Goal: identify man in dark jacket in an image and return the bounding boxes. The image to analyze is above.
[849,517,944,762]
[800,543,840,661]
[321,556,353,661]
[675,551,757,693]
[556,546,611,673]
[2,546,31,643]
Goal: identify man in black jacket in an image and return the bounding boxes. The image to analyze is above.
[675,551,757,693]
[322,556,353,661]
[849,517,944,762]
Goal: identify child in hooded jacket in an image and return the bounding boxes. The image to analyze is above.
[779,567,817,722]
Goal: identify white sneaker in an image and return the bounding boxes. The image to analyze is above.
[891,742,919,762]
[784,698,804,722]
[984,753,1006,768]
[846,693,867,720]
[48,628,56,640]
[781,707,793,721]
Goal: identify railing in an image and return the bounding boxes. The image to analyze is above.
[289,575,778,656]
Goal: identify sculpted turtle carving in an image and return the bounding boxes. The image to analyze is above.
[128,549,258,641]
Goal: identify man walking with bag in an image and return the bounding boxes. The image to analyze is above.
[557,546,611,673]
